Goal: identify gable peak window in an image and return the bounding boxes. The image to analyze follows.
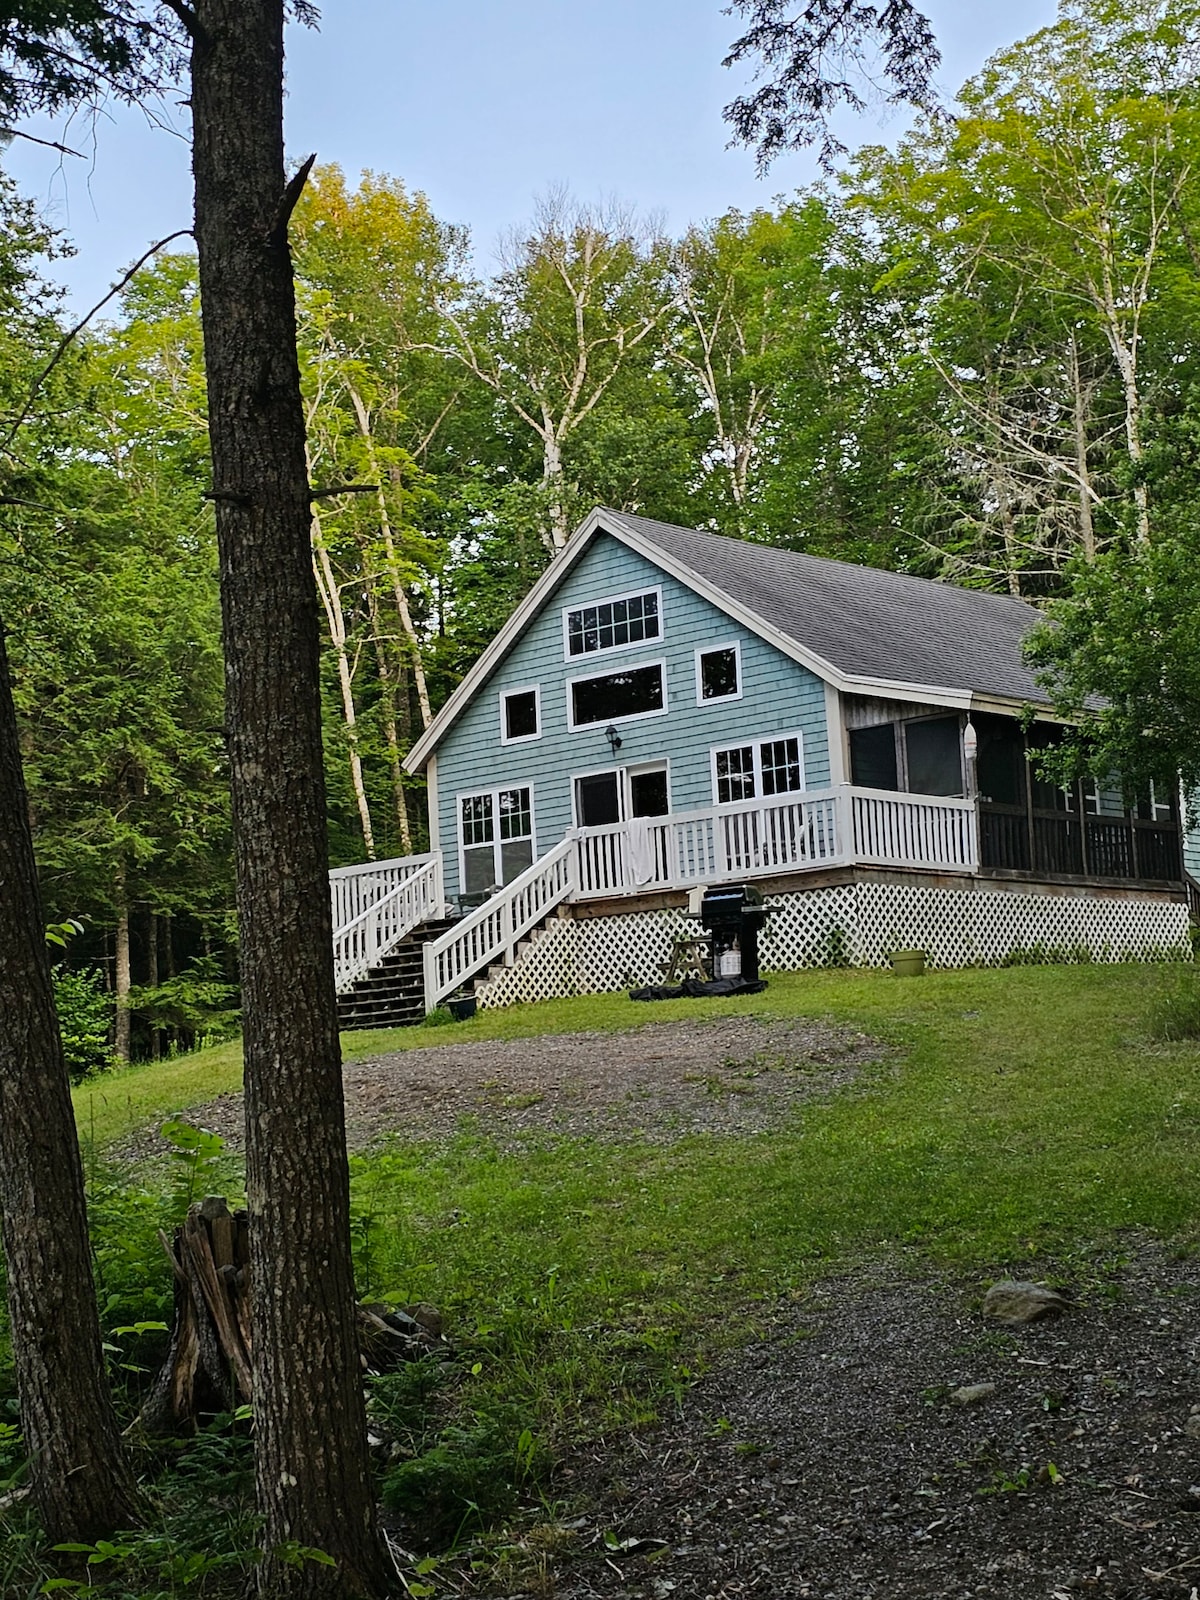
[501,686,540,744]
[564,588,661,658]
[697,643,740,703]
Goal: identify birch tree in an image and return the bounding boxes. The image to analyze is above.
[435,191,676,549]
[671,199,834,520]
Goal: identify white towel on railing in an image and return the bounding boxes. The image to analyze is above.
[628,817,655,886]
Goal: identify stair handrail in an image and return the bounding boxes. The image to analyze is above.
[330,851,437,937]
[422,837,576,1013]
[333,855,444,994]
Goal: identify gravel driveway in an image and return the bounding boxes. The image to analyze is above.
[160,1014,884,1155]
[495,1251,1200,1600]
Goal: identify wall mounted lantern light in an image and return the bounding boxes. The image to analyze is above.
[604,724,623,756]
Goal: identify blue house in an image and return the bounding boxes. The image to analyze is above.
[330,510,1195,1023]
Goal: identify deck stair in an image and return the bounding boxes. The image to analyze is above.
[1186,873,1200,927]
[337,918,456,1031]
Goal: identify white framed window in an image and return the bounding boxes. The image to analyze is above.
[1137,780,1174,823]
[711,734,805,806]
[458,785,535,899]
[566,659,668,731]
[562,586,662,660]
[695,642,741,704]
[499,684,541,745]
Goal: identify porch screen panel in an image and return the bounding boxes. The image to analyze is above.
[849,724,898,791]
[976,718,1024,806]
[905,716,963,797]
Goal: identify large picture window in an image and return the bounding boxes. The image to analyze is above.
[459,786,534,899]
[564,588,661,658]
[712,735,804,805]
[568,661,666,728]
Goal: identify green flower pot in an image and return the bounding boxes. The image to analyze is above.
[889,949,926,978]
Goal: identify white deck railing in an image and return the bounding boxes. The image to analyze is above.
[331,854,444,993]
[850,787,977,872]
[333,790,981,1011]
[422,837,576,1012]
[574,788,846,897]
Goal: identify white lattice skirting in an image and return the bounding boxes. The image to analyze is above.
[474,882,1192,1010]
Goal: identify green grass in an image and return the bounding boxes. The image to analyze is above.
[340,965,1200,1438]
[54,962,1200,1571]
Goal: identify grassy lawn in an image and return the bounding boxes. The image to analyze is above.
[77,964,1200,1423]
[13,959,1196,1586]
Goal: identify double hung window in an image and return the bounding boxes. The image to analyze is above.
[712,735,804,805]
[459,787,534,899]
[564,589,661,658]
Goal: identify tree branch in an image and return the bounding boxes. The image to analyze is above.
[270,153,316,247]
[160,0,205,43]
[0,128,84,158]
[309,484,380,500]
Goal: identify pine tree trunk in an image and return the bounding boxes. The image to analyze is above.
[147,911,161,1061]
[0,624,142,1543]
[114,896,131,1064]
[187,3,391,1595]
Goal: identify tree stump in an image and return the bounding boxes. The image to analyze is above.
[140,1197,444,1436]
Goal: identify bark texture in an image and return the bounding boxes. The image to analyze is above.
[187,3,391,1594]
[0,625,142,1543]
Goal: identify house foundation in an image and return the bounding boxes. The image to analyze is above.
[474,873,1191,1009]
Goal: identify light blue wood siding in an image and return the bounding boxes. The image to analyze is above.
[1185,790,1200,881]
[433,532,831,900]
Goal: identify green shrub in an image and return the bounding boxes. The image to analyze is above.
[53,966,116,1081]
[381,1409,543,1547]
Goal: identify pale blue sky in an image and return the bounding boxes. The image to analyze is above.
[6,0,1057,308]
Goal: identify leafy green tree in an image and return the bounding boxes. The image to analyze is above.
[434,190,678,550]
[0,160,142,1542]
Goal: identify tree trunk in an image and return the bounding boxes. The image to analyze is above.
[187,3,392,1595]
[346,386,432,730]
[147,911,160,1061]
[311,506,376,859]
[366,590,412,854]
[114,895,131,1064]
[1068,335,1096,562]
[0,623,142,1543]
[542,430,570,550]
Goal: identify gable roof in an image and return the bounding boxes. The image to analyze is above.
[608,511,1049,704]
[405,509,1053,773]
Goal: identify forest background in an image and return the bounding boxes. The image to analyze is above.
[3,0,1199,1063]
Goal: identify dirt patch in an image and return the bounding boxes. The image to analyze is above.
[128,1016,882,1159]
[525,1251,1200,1600]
